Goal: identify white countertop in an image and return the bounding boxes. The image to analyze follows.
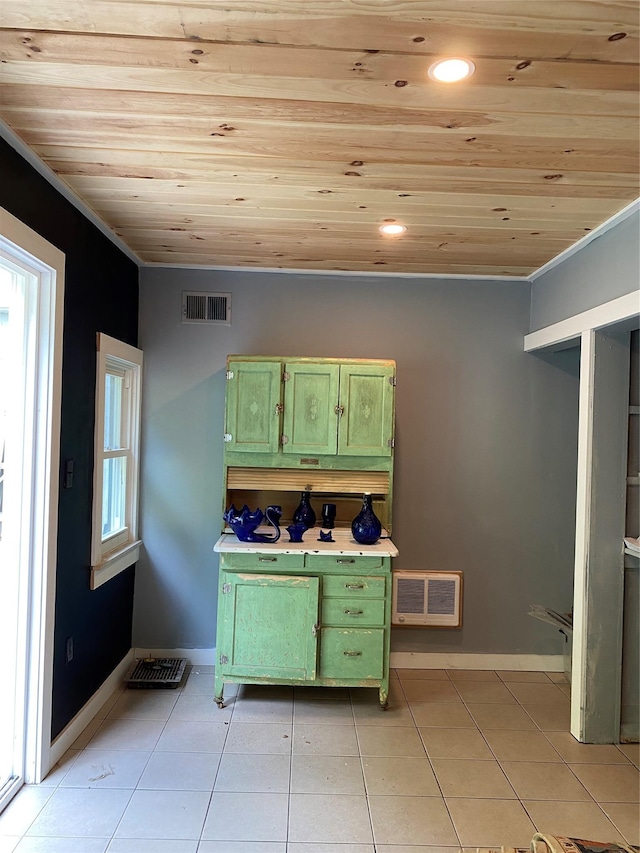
[214,527,398,557]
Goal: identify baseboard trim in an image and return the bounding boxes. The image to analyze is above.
[390,652,564,671]
[49,649,134,768]
[134,647,217,666]
[135,648,562,672]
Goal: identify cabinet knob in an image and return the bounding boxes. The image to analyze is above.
[334,404,344,417]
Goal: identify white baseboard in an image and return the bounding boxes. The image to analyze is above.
[390,652,564,671]
[136,647,563,672]
[134,647,217,666]
[49,649,134,768]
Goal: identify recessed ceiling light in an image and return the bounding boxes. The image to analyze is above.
[379,223,406,235]
[428,57,475,83]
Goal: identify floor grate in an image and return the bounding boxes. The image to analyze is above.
[125,657,188,689]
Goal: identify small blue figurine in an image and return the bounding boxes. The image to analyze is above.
[286,523,307,543]
[318,530,334,542]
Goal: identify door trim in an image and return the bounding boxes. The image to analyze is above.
[0,207,65,786]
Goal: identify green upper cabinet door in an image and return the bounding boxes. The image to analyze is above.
[338,363,395,456]
[282,363,340,455]
[225,360,282,453]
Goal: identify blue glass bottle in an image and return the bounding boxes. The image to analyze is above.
[292,491,316,528]
[351,492,382,545]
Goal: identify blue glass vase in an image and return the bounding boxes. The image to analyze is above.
[292,491,316,528]
[351,493,382,545]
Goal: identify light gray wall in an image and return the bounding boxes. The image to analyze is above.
[530,209,639,332]
[136,268,579,655]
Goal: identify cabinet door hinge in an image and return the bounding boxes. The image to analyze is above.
[281,434,289,445]
[223,433,233,442]
[389,375,396,387]
[226,370,234,380]
[219,654,228,665]
[222,582,232,594]
[387,437,395,448]
[282,371,290,382]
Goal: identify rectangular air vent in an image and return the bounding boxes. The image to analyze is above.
[392,570,463,627]
[182,291,231,325]
[125,657,188,689]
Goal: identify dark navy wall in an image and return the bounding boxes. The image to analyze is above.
[0,138,139,739]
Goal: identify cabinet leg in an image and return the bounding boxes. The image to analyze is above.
[214,672,225,709]
[378,685,389,710]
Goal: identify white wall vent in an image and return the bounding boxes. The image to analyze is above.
[182,291,231,325]
[392,570,463,627]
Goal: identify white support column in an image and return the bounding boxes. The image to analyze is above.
[571,328,630,742]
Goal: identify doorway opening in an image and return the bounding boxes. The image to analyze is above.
[0,209,64,811]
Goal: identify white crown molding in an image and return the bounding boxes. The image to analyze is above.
[140,261,528,282]
[0,120,142,266]
[529,198,640,282]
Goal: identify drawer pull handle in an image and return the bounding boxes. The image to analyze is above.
[345,583,364,589]
[344,609,364,616]
[343,650,362,656]
[337,558,355,564]
[258,557,277,562]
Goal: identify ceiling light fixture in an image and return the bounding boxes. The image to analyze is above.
[379,223,406,236]
[428,57,475,83]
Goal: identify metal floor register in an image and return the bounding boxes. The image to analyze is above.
[125,658,188,689]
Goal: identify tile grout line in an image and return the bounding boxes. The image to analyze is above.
[400,669,465,847]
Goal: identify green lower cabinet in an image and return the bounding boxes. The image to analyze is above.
[213,555,391,709]
[319,628,385,680]
[218,573,319,681]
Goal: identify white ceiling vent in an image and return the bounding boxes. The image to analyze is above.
[392,570,463,627]
[182,291,231,325]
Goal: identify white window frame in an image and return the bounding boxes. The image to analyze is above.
[90,332,142,590]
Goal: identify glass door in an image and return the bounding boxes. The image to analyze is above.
[0,257,32,809]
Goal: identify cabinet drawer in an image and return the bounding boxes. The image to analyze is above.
[306,554,384,572]
[322,574,386,599]
[321,598,385,626]
[220,552,306,571]
[319,628,384,679]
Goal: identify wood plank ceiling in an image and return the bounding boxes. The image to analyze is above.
[0,1,638,277]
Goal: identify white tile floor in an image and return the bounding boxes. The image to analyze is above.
[0,667,638,852]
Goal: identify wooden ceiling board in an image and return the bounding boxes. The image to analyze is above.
[1,1,638,277]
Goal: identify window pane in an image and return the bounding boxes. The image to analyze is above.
[104,372,123,450]
[102,456,126,538]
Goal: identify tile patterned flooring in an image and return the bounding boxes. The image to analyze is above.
[0,667,638,852]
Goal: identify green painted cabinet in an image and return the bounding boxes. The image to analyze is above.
[216,355,397,709]
[213,544,395,709]
[225,357,395,457]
